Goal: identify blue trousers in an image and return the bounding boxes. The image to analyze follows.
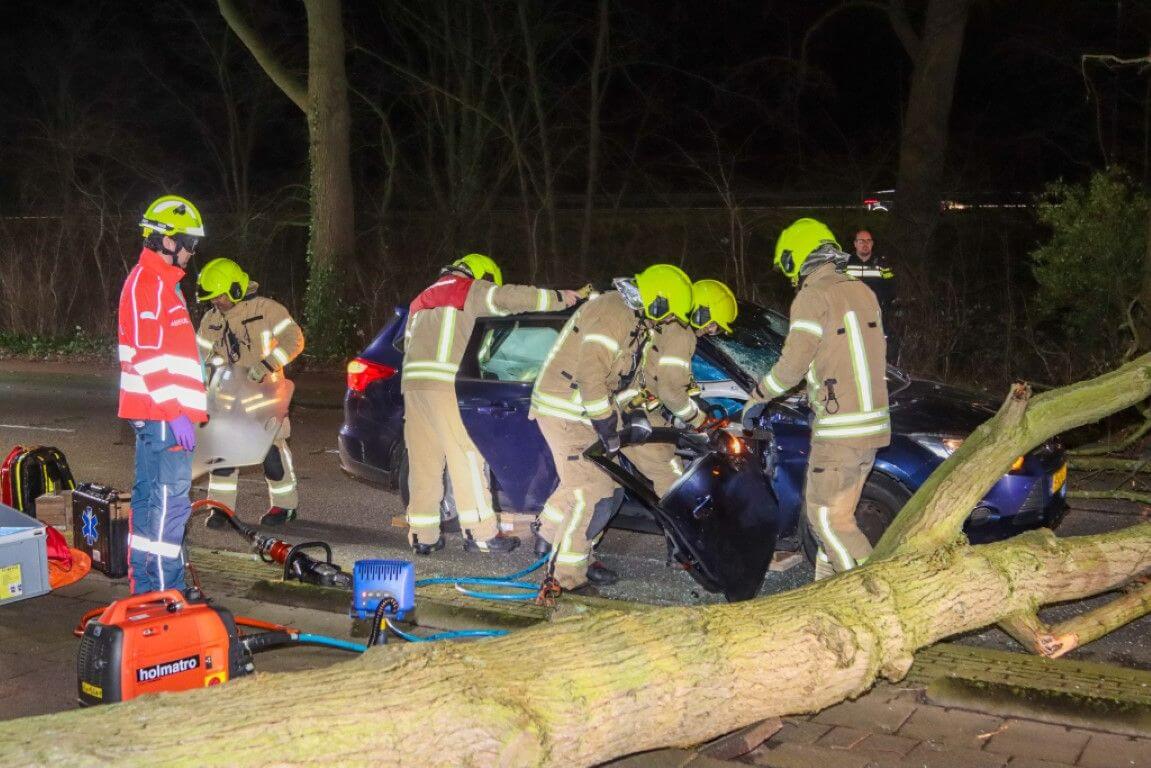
[128,420,191,594]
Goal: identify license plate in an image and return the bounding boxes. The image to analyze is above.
[1051,463,1068,494]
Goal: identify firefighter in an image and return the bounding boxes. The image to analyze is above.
[583,279,738,586]
[531,264,694,591]
[747,218,889,580]
[403,253,581,555]
[195,258,305,527]
[117,195,208,595]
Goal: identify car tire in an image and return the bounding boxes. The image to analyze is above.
[801,471,912,564]
[397,448,460,532]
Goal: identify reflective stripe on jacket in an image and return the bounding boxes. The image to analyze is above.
[401,275,566,392]
[197,289,304,377]
[617,321,702,426]
[761,263,890,448]
[531,291,645,424]
[117,248,207,422]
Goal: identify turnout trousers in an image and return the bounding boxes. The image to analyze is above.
[805,441,876,579]
[128,420,191,594]
[206,418,298,513]
[403,389,499,546]
[535,416,616,589]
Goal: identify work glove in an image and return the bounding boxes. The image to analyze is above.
[741,385,769,429]
[247,360,274,383]
[168,413,197,452]
[559,289,581,308]
[590,415,621,456]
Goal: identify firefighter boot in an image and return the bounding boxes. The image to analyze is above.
[204,509,228,530]
[531,521,552,556]
[260,507,297,526]
[411,534,446,556]
[586,560,619,586]
[463,533,521,554]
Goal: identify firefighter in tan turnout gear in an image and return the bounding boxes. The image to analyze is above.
[580,278,739,586]
[196,258,305,527]
[403,253,580,555]
[531,264,695,591]
[747,218,889,580]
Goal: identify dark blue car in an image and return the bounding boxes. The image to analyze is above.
[339,303,1067,553]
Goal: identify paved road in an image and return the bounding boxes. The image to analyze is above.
[1,360,1146,664]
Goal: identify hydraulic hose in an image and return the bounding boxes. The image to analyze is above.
[382,618,507,643]
[414,553,549,601]
[295,633,369,653]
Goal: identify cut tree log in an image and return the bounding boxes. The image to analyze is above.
[5,347,1151,767]
[0,526,1147,767]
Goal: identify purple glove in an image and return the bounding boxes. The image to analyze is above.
[168,414,197,452]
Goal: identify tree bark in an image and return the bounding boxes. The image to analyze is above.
[1,526,1147,767]
[218,0,356,358]
[579,0,610,273]
[874,353,1151,559]
[889,0,972,263]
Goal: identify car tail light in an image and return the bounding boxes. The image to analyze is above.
[347,358,396,393]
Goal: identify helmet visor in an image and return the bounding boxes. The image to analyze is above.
[689,304,711,329]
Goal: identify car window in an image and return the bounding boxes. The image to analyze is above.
[476,322,560,382]
[712,306,785,381]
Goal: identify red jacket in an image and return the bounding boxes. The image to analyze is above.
[117,248,207,422]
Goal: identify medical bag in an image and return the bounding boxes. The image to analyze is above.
[72,483,130,579]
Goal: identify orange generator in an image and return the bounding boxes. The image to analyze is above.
[76,590,252,705]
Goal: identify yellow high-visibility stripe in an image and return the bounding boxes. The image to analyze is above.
[583,334,620,354]
[763,372,787,396]
[844,310,873,412]
[813,421,890,439]
[817,505,855,572]
[402,370,457,383]
[273,318,294,335]
[817,408,888,426]
[536,289,550,312]
[436,308,457,362]
[485,286,509,316]
[406,514,441,526]
[659,356,690,370]
[790,320,823,338]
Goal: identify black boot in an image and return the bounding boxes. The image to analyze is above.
[534,535,552,557]
[586,560,619,586]
[204,510,227,530]
[260,507,297,526]
[411,534,446,556]
[463,534,521,554]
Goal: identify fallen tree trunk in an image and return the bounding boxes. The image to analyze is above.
[1,525,1147,767]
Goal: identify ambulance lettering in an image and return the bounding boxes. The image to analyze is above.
[136,655,200,683]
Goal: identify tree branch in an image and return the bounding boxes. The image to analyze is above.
[874,353,1151,560]
[217,0,307,113]
[885,0,922,62]
[999,578,1151,658]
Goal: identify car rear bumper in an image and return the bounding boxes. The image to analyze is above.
[338,434,395,487]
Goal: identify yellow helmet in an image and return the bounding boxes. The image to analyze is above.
[774,217,839,286]
[452,253,503,285]
[140,195,205,239]
[634,264,694,322]
[690,279,738,332]
[197,258,249,303]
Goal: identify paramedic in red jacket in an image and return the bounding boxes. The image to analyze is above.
[117,195,208,594]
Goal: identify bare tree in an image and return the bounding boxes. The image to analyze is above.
[217,0,355,357]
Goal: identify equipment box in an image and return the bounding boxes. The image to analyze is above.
[0,503,50,604]
[72,484,130,579]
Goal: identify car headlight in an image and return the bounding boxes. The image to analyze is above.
[909,433,965,460]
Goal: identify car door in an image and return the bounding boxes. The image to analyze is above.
[455,315,566,513]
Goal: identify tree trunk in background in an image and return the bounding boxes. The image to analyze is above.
[579,0,610,273]
[1139,205,1151,352]
[889,0,972,263]
[218,0,356,360]
[302,0,356,359]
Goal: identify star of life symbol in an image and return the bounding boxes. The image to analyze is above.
[82,506,99,546]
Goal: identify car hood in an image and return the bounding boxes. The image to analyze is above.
[888,378,999,436]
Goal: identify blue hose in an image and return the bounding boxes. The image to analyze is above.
[384,619,508,643]
[294,633,369,653]
[414,553,549,602]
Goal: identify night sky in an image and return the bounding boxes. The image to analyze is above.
[0,0,1146,213]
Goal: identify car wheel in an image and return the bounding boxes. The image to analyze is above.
[397,448,460,532]
[801,471,912,564]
